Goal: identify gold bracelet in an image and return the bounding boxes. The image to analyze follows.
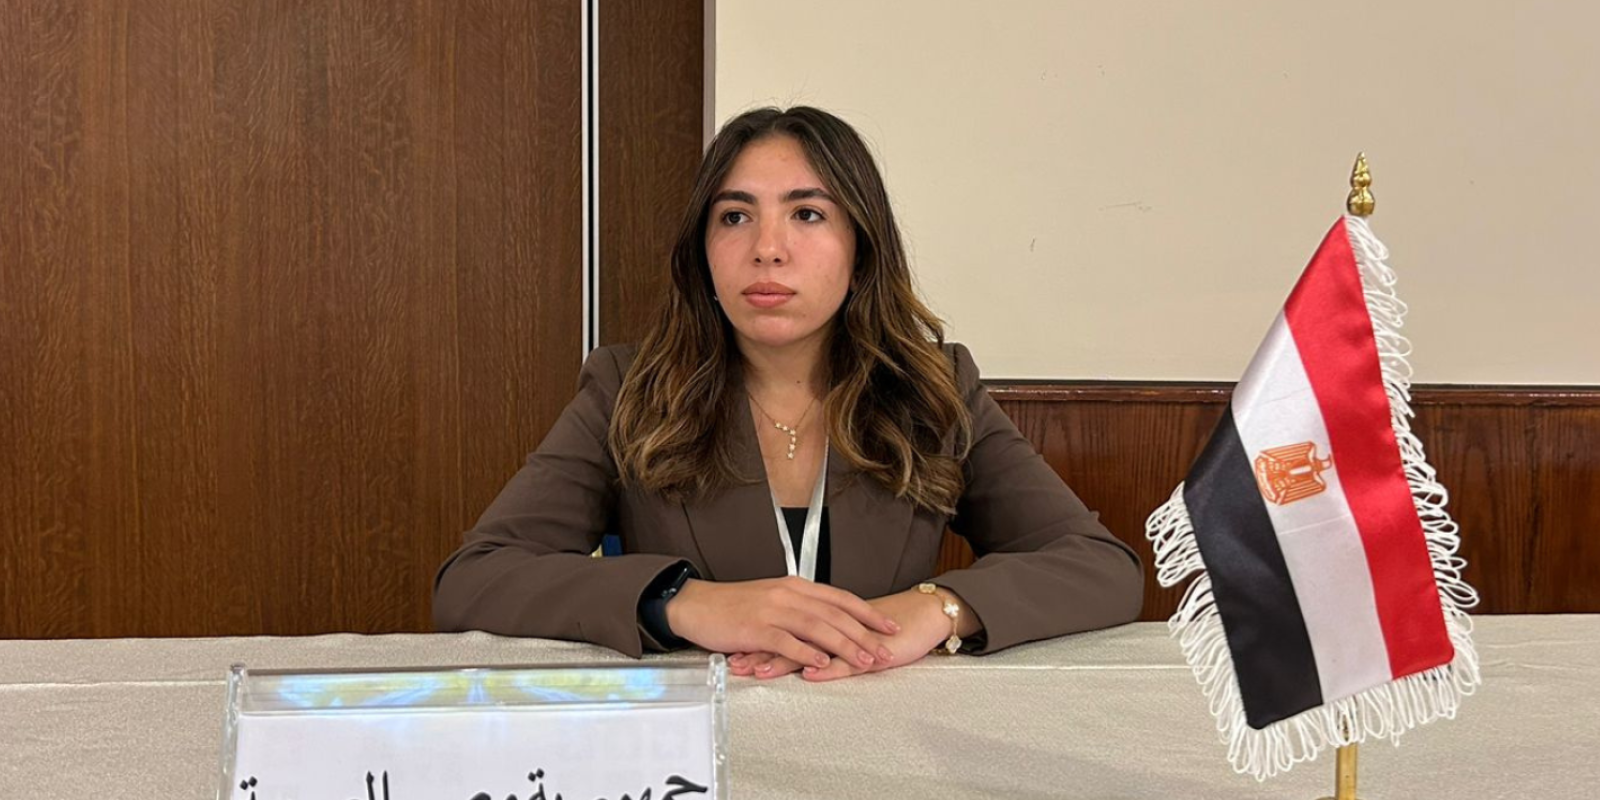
[917,582,962,655]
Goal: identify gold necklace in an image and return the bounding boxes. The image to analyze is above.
[747,393,817,460]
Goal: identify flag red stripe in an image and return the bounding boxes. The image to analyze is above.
[1281,218,1453,680]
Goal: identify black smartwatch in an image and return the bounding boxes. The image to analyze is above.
[638,561,698,649]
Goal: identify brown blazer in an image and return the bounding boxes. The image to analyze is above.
[433,343,1143,657]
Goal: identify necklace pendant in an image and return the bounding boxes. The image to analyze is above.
[748,393,814,463]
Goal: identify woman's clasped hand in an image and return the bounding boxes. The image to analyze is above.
[664,576,898,675]
[680,582,963,682]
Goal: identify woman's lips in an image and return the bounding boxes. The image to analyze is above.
[743,283,795,309]
[744,292,793,308]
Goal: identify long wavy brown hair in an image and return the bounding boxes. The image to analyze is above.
[609,107,971,513]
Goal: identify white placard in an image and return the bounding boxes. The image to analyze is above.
[219,661,726,800]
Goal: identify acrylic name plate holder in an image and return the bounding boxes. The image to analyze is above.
[218,656,728,800]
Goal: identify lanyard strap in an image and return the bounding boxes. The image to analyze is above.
[772,456,828,581]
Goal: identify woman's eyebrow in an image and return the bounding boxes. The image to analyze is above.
[710,187,834,205]
[710,189,757,205]
[783,187,833,203]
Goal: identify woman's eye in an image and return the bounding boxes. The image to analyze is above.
[720,210,748,225]
[795,208,825,222]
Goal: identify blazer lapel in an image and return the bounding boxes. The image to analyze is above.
[681,410,918,597]
[681,407,789,582]
[825,444,914,600]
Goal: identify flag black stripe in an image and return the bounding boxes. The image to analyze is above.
[1184,407,1324,729]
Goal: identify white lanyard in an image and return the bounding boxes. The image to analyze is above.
[772,456,827,581]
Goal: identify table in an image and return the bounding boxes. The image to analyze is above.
[2,617,1594,798]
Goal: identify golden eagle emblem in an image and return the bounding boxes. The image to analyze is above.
[1253,442,1334,505]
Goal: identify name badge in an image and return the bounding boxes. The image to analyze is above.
[220,657,728,800]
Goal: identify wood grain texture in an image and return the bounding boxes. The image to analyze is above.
[939,383,1600,621]
[1,1,582,638]
[0,1,139,638]
[597,0,704,346]
[1531,407,1600,612]
[453,0,583,578]
[1411,400,1537,615]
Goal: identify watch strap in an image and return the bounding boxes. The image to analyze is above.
[639,561,698,650]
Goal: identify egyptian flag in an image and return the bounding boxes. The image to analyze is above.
[1146,216,1480,780]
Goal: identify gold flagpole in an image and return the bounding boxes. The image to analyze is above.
[1317,720,1361,800]
[1318,152,1373,800]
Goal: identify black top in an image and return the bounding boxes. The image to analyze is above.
[780,506,831,585]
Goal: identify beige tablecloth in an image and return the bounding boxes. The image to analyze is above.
[1,616,1594,799]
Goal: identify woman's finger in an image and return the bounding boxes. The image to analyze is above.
[780,606,879,670]
[786,578,901,636]
[801,656,863,683]
[806,599,898,665]
[761,630,831,671]
[753,655,803,680]
[728,651,779,678]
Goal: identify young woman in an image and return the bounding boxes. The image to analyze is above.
[433,107,1142,682]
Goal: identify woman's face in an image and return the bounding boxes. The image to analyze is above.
[705,135,856,357]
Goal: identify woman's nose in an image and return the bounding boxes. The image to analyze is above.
[754,219,787,264]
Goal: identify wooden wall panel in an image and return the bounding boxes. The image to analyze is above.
[1,0,582,638]
[980,387,1226,623]
[121,0,232,636]
[0,1,139,638]
[944,385,1600,620]
[452,0,583,594]
[1532,405,1600,612]
[598,0,705,346]
[1414,391,1600,615]
[1412,397,1538,615]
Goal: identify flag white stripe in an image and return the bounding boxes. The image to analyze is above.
[1231,313,1392,702]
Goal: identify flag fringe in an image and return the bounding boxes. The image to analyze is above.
[1143,215,1482,780]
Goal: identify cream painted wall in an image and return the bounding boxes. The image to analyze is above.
[714,1,1598,383]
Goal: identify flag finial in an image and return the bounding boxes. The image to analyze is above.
[1347,153,1375,217]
